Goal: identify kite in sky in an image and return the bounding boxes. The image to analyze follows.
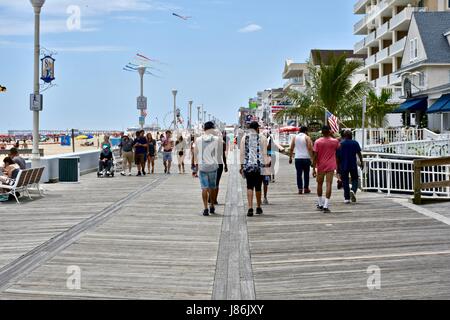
[172,13,192,21]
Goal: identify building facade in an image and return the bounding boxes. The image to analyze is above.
[354,0,450,101]
[396,11,450,131]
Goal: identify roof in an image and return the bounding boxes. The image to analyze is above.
[414,12,450,64]
[310,49,365,65]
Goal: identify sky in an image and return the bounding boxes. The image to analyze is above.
[0,0,359,132]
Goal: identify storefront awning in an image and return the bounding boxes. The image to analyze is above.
[427,94,450,114]
[393,97,428,113]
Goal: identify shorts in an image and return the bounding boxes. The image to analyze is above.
[135,153,146,165]
[263,175,270,186]
[199,171,217,190]
[163,152,173,162]
[245,171,263,192]
[317,171,335,182]
[122,151,133,165]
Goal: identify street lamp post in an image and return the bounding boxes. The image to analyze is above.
[138,66,146,129]
[203,111,207,124]
[188,100,193,131]
[197,106,201,127]
[172,90,178,131]
[30,0,46,164]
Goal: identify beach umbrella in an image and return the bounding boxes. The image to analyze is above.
[87,135,94,139]
[75,135,88,140]
[279,126,300,133]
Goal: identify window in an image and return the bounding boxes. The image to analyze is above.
[418,72,425,87]
[410,38,418,62]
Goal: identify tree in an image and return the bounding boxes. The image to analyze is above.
[366,89,398,128]
[308,54,370,127]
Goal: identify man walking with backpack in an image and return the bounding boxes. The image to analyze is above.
[240,121,269,217]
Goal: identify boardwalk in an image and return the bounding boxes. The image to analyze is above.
[1,152,450,299]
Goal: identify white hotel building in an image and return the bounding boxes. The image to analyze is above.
[353,0,450,104]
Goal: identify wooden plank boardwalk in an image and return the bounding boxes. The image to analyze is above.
[1,152,450,299]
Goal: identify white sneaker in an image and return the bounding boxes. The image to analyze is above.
[344,200,351,204]
[128,173,132,176]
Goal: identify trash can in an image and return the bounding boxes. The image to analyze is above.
[59,157,80,183]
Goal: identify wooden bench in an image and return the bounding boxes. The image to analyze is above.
[413,156,450,205]
[1,167,45,204]
[0,149,45,157]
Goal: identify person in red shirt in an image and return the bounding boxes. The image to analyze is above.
[312,126,340,213]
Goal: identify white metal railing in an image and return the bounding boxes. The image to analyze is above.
[365,139,450,157]
[389,7,424,31]
[361,155,450,198]
[355,128,427,146]
[366,54,376,67]
[354,38,365,53]
[376,21,390,39]
[389,73,402,85]
[376,47,390,62]
[354,0,369,13]
[365,30,376,45]
[378,75,389,87]
[354,17,366,33]
[389,37,407,56]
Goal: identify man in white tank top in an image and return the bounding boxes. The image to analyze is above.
[289,126,314,194]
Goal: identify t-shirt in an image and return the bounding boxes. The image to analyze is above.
[120,139,134,153]
[313,137,340,173]
[337,139,361,172]
[12,156,26,170]
[195,134,220,173]
[134,137,148,154]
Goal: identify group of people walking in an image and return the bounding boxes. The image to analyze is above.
[117,130,190,177]
[289,125,364,213]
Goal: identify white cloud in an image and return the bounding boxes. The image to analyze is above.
[238,24,262,33]
[0,0,179,36]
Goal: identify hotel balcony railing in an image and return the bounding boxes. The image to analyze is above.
[389,7,425,31]
[376,47,390,63]
[354,38,366,54]
[389,73,402,85]
[366,0,392,25]
[370,79,377,88]
[283,79,304,90]
[354,0,369,14]
[378,75,389,87]
[389,37,407,57]
[376,21,390,40]
[365,54,377,67]
[364,30,377,46]
[354,17,366,34]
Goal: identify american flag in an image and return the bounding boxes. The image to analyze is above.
[326,111,340,133]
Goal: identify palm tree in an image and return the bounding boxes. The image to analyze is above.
[366,89,398,128]
[308,53,370,122]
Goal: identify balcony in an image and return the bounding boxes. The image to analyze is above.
[365,54,377,67]
[376,21,390,40]
[376,47,390,63]
[370,79,377,88]
[354,0,369,14]
[364,30,377,47]
[389,73,402,85]
[354,16,367,35]
[283,78,305,91]
[354,38,366,54]
[389,7,425,31]
[389,37,407,57]
[378,75,389,87]
[366,0,392,26]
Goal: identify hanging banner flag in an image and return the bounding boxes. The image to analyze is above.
[41,55,55,83]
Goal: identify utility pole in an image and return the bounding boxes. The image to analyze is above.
[138,66,146,129]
